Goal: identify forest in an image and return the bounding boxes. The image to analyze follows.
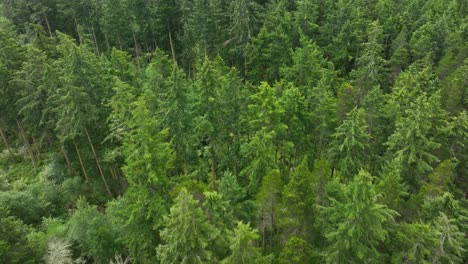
[0,0,467,263]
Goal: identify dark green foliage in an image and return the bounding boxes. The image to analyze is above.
[0,214,40,264]
[0,0,466,262]
[278,236,314,264]
[66,198,124,263]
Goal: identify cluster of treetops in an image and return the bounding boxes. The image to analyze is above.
[0,0,467,263]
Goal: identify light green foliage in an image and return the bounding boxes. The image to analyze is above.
[280,36,324,89]
[241,82,285,190]
[0,1,467,263]
[12,44,52,133]
[203,191,232,260]
[431,213,465,264]
[278,236,314,264]
[279,158,315,241]
[329,107,371,179]
[246,26,292,84]
[256,169,282,253]
[222,221,269,264]
[0,180,66,225]
[0,213,39,264]
[386,91,445,189]
[66,198,123,263]
[320,170,397,263]
[351,20,387,96]
[51,32,106,142]
[278,82,309,167]
[446,111,468,191]
[309,72,339,157]
[106,187,164,263]
[392,222,439,263]
[219,171,254,222]
[157,189,219,264]
[377,159,408,212]
[392,213,465,264]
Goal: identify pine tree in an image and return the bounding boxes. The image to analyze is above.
[157,189,219,264]
[222,222,269,264]
[329,107,371,179]
[256,169,282,254]
[386,91,446,190]
[278,158,315,242]
[320,170,397,263]
[351,20,387,99]
[278,236,314,264]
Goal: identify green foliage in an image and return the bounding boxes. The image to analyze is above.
[329,107,371,179]
[66,198,123,263]
[157,189,219,264]
[222,222,269,264]
[320,170,397,263]
[0,213,39,264]
[278,236,314,264]
[256,169,282,253]
[278,158,315,241]
[0,1,467,262]
[0,180,66,225]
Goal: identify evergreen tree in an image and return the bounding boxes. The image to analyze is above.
[278,158,315,242]
[320,170,397,263]
[329,107,371,179]
[157,189,219,264]
[351,20,387,99]
[222,222,269,264]
[256,169,282,254]
[278,236,314,264]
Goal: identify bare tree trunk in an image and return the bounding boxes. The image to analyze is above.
[210,144,217,189]
[130,20,141,71]
[73,140,89,182]
[91,26,100,56]
[85,128,112,197]
[0,127,14,159]
[61,144,74,176]
[17,121,37,171]
[104,32,110,50]
[43,14,53,37]
[169,31,177,64]
[31,135,41,162]
[109,165,120,195]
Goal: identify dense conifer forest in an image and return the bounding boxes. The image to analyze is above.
[0,0,467,263]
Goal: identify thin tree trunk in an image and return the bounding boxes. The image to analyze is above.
[73,140,89,182]
[0,127,14,159]
[104,32,110,50]
[169,30,177,64]
[109,165,120,195]
[85,128,112,197]
[130,20,141,71]
[61,144,74,176]
[74,17,83,45]
[17,120,37,171]
[91,26,100,56]
[31,135,41,162]
[43,14,53,37]
[209,144,217,189]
